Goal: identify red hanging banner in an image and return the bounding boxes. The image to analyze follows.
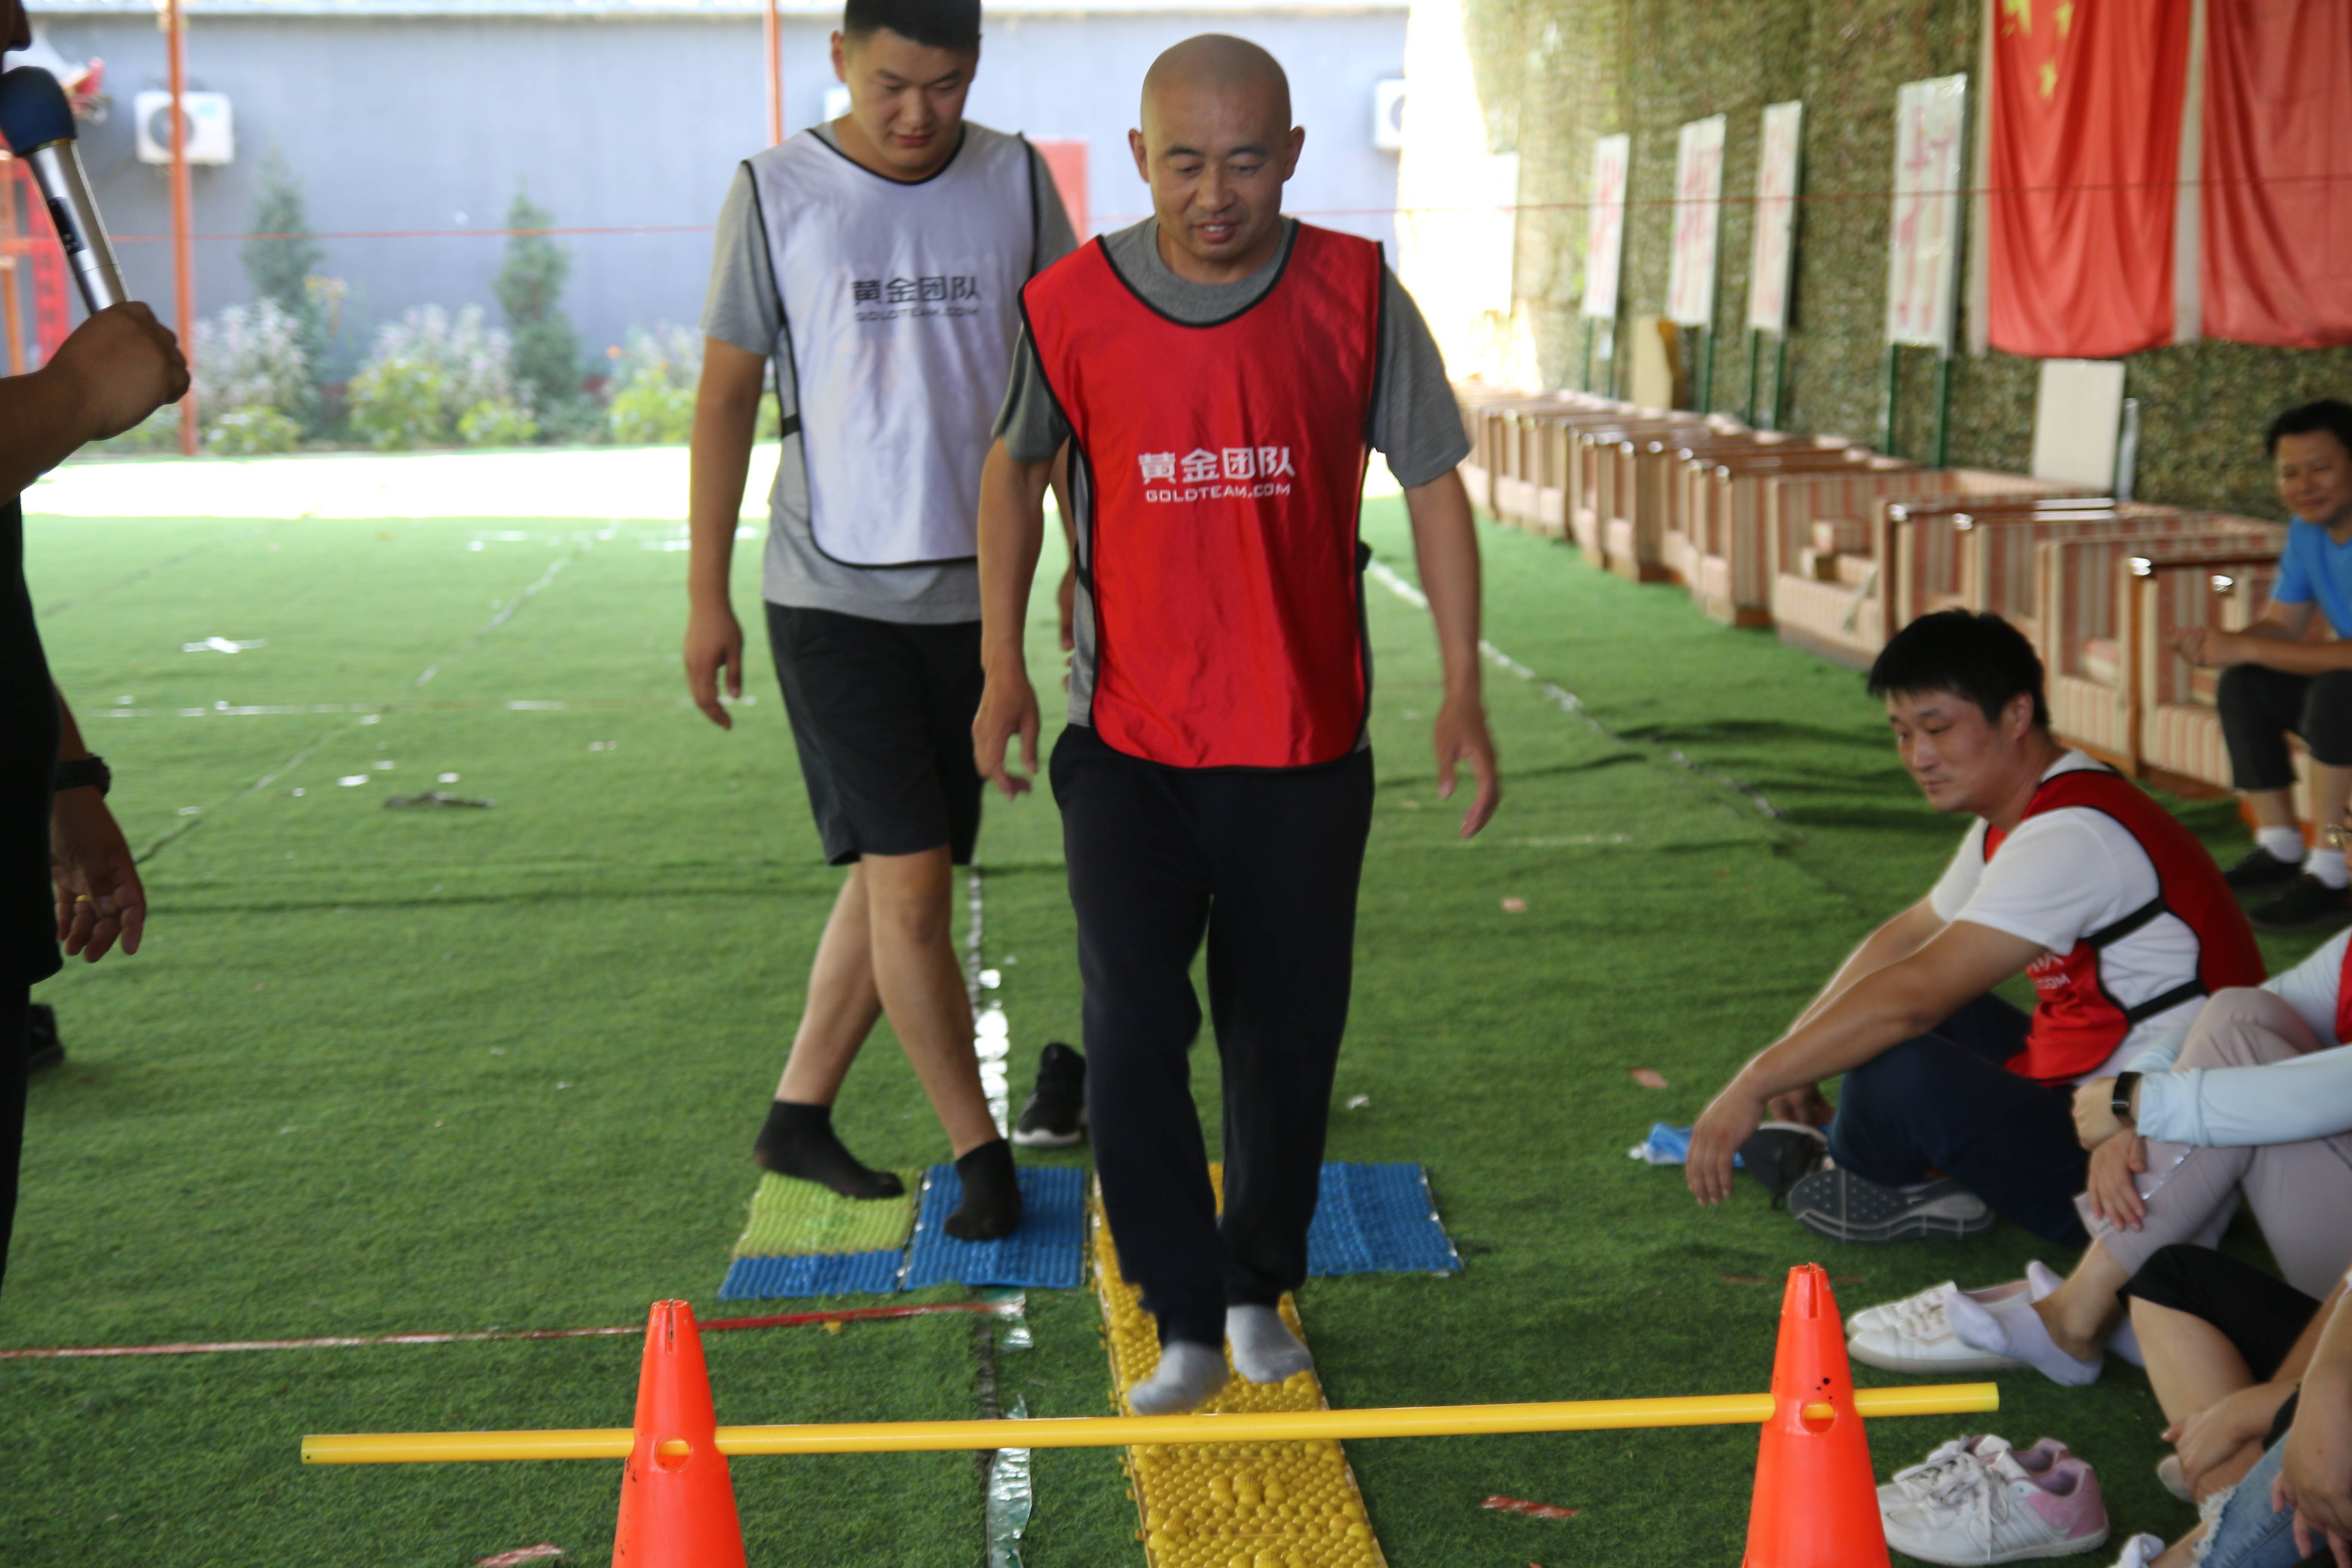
[1986,0,2192,358]
[2201,0,2352,349]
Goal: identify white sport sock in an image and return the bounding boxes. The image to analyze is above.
[1128,1341,1230,1415]
[1946,1290,2103,1387]
[2257,826,2305,863]
[1226,1305,1315,1385]
[2306,847,2350,889]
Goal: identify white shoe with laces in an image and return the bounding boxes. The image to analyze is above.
[1880,1435,2073,1512]
[1881,1449,2110,1564]
[1849,1282,2032,1373]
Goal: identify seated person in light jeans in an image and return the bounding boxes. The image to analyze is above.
[2103,1262,2352,1568]
[2184,398,2352,934]
[1845,910,2352,1389]
[1686,611,2264,1245]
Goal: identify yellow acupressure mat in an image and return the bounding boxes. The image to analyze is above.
[1090,1169,1387,1568]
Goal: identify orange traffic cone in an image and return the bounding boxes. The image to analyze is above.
[1742,1264,1889,1568]
[612,1300,748,1568]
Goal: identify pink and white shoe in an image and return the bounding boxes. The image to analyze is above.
[1880,1434,2073,1512]
[1881,1449,2110,1564]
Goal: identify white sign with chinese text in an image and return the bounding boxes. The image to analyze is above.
[1666,115,1726,328]
[1885,74,1969,352]
[1582,133,1631,321]
[1746,101,1804,334]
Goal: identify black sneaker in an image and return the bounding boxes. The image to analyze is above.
[2249,875,2352,933]
[1737,1122,1828,1202]
[2224,845,2305,892]
[1011,1041,1086,1148]
[1785,1167,1995,1243]
[24,1002,62,1073]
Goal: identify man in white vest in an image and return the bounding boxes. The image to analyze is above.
[685,0,1075,1239]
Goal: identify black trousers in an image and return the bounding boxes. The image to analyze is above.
[1050,725,1375,1348]
[2217,664,2352,792]
[2123,1244,2319,1446]
[2,984,26,1299]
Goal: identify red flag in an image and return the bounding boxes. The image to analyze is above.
[2201,0,2352,348]
[1986,0,2192,358]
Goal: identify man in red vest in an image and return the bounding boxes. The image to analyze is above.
[973,34,1499,1415]
[1686,611,2263,1262]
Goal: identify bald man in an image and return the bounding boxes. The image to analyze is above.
[974,35,1499,1414]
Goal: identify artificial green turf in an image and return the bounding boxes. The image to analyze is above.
[6,482,2328,1566]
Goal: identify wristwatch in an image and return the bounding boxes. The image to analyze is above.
[52,754,110,796]
[2111,1071,2141,1127]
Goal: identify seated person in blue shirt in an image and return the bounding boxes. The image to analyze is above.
[2179,399,2352,933]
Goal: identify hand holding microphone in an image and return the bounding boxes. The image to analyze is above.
[0,64,187,438]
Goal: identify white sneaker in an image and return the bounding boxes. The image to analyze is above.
[2106,1534,2165,1568]
[1850,1286,2031,1373]
[1882,1449,2110,1564]
[1848,1260,2063,1338]
[1880,1436,2074,1512]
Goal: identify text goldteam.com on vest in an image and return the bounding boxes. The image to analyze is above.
[1142,482,1296,504]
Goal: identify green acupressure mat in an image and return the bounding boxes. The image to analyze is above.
[731,1171,923,1258]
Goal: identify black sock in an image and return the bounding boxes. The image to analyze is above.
[943,1138,1022,1241]
[753,1100,903,1200]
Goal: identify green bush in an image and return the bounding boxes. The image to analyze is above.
[347,306,522,450]
[604,325,703,445]
[348,358,449,450]
[457,398,539,447]
[205,405,304,456]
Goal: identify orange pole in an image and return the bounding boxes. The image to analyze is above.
[166,0,198,455]
[763,0,783,146]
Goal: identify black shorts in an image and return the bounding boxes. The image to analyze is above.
[763,603,984,867]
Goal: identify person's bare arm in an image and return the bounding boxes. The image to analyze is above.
[2278,1281,2352,1567]
[1049,446,1078,652]
[2178,600,2352,676]
[49,688,144,962]
[1401,468,1500,837]
[2169,1278,2349,1490]
[1686,919,2045,1204]
[1755,896,1949,1123]
[0,304,188,499]
[973,439,1055,796]
[683,338,767,729]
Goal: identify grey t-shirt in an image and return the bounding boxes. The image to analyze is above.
[701,125,1078,624]
[993,217,1469,487]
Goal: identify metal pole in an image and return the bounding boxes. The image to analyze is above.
[1770,330,1788,432]
[305,1381,2000,1465]
[1879,344,1900,457]
[166,0,198,456]
[764,0,784,146]
[1744,327,1759,426]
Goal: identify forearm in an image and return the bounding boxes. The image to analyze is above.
[55,687,90,763]
[979,440,1051,676]
[2242,637,2352,677]
[1738,964,1958,1100]
[2136,1043,2352,1147]
[2273,1281,2352,1392]
[0,368,99,499]
[1786,905,1942,1036]
[1402,469,1482,698]
[686,347,764,609]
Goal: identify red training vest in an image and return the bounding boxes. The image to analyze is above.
[2332,937,2352,1045]
[1981,767,2265,1084]
[1022,224,1381,769]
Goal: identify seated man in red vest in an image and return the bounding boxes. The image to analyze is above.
[1686,610,2264,1256]
[973,34,1499,1415]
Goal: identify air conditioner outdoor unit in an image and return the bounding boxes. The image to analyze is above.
[1372,79,1406,150]
[134,90,233,165]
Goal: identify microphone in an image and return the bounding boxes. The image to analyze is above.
[0,65,127,312]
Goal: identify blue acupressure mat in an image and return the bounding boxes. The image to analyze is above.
[900,1164,1087,1289]
[1306,1161,1462,1275]
[717,1249,906,1300]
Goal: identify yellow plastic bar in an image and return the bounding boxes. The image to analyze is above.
[303,1382,1996,1465]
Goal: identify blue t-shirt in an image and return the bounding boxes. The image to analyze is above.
[2272,518,2352,637]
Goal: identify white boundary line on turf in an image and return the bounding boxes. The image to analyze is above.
[1363,557,1786,821]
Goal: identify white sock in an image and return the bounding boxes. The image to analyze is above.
[2257,826,2305,863]
[2306,847,2350,889]
[1946,1290,2103,1387]
[2021,1258,2144,1364]
[2110,1532,2166,1568]
[1226,1305,1315,1385]
[1128,1341,1230,1415]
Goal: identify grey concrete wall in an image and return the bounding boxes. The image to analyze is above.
[18,9,1404,374]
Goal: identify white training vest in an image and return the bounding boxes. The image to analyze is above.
[748,123,1036,567]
